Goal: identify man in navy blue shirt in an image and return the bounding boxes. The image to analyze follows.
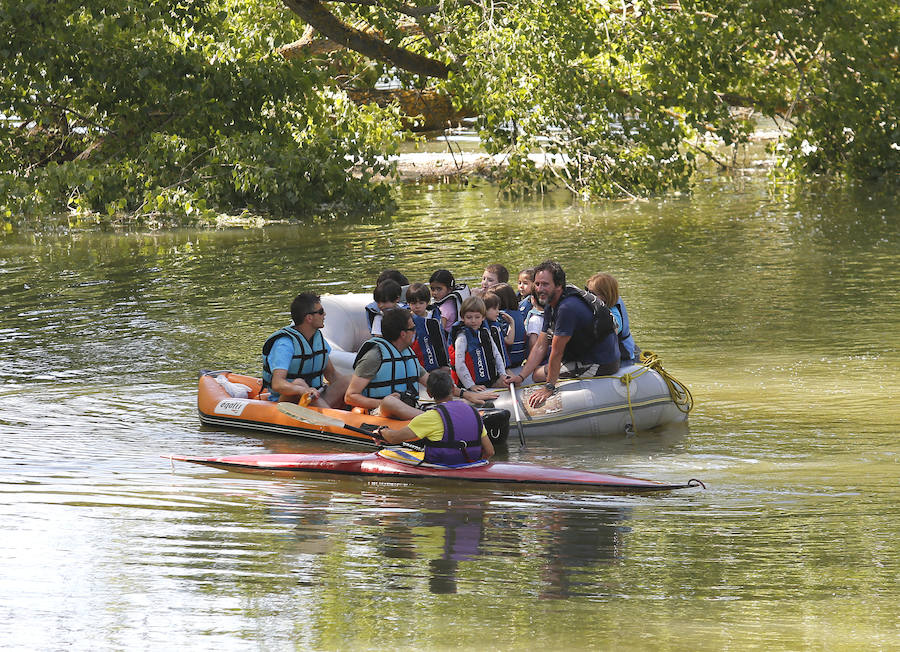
[511,261,620,408]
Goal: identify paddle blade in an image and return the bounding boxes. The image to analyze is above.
[277,402,345,428]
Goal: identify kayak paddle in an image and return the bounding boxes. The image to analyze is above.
[277,402,380,441]
[508,382,527,448]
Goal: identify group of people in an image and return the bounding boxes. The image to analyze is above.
[259,260,639,465]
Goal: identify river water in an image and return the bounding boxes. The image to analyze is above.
[1,174,897,650]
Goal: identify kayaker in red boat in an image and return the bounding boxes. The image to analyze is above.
[261,292,350,408]
[371,369,495,463]
[515,260,620,409]
[345,307,498,420]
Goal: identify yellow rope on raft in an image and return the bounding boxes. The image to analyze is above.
[613,351,694,429]
[635,350,694,413]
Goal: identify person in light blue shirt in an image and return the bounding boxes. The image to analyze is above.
[261,292,349,407]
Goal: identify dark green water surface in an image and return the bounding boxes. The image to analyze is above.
[1,176,897,650]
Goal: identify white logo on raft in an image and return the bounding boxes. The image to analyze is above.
[214,399,249,416]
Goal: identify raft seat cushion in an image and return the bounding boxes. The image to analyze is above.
[320,293,376,353]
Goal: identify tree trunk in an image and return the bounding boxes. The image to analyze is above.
[346,88,472,131]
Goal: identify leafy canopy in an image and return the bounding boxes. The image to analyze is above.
[1,0,896,225]
[305,0,897,196]
[0,0,403,224]
[441,0,898,195]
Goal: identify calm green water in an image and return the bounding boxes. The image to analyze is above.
[1,175,898,650]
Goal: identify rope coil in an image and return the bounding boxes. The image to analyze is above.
[616,351,694,429]
[636,350,693,413]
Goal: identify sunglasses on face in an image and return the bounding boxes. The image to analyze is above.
[306,308,325,317]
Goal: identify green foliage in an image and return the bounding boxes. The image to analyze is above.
[767,1,899,180]
[436,0,897,197]
[0,0,402,225]
[2,0,895,221]
[641,1,899,182]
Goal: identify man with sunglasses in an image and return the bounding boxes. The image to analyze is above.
[262,292,350,408]
[345,308,498,420]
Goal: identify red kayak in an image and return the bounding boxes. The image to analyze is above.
[167,452,704,491]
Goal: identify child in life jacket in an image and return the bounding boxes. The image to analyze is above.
[483,290,515,366]
[586,272,640,364]
[489,283,528,368]
[516,268,534,306]
[365,279,402,337]
[481,263,509,293]
[406,282,451,372]
[449,296,513,390]
[429,269,470,334]
[515,268,545,359]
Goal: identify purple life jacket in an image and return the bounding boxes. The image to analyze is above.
[404,400,483,466]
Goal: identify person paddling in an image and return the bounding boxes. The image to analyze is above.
[371,369,495,464]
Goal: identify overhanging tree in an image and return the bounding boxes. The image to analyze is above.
[284,0,898,195]
[0,0,404,223]
[1,0,896,224]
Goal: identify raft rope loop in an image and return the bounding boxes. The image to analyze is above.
[616,350,694,428]
[636,350,693,413]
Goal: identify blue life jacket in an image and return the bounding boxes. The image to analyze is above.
[449,321,498,387]
[412,311,449,371]
[518,295,533,318]
[365,300,410,332]
[501,309,527,367]
[261,326,328,399]
[485,317,510,368]
[353,337,421,399]
[611,298,637,362]
[403,400,484,465]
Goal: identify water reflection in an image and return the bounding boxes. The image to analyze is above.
[256,485,631,597]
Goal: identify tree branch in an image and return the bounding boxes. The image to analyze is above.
[281,0,450,78]
[323,0,439,18]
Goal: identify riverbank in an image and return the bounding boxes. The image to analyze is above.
[0,125,786,232]
[385,124,783,183]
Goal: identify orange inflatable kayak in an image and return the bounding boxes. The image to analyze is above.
[197,370,510,447]
[197,370,401,447]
